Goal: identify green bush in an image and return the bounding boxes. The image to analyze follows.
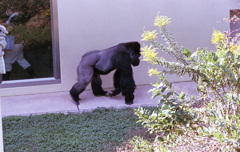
[133,13,240,151]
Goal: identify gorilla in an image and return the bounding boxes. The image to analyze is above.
[70,41,141,105]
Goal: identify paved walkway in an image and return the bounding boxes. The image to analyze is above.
[1,81,198,117]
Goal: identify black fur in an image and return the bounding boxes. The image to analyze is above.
[70,42,141,105]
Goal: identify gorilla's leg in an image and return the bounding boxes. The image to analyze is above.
[120,76,136,105]
[70,65,93,105]
[70,83,86,104]
[91,73,108,96]
[109,69,121,97]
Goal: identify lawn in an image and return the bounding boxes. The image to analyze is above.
[3,107,155,152]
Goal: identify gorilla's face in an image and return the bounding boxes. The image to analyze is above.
[124,41,141,67]
[131,51,141,66]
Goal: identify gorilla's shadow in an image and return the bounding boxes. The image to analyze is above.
[73,88,127,109]
[72,85,159,110]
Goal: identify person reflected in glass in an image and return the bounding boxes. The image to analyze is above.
[2,9,36,81]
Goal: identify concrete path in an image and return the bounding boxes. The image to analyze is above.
[1,81,198,117]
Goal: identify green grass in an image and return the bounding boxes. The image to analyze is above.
[3,107,155,152]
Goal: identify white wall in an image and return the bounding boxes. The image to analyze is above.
[1,0,239,96]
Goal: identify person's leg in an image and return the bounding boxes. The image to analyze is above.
[25,66,36,78]
[15,43,36,78]
[3,49,19,80]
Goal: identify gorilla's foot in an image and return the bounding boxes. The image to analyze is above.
[70,94,81,105]
[93,90,108,97]
[108,89,121,97]
[75,101,80,106]
[103,91,108,96]
[69,91,81,105]
[70,83,84,105]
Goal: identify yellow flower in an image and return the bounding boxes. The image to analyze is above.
[141,30,158,41]
[211,29,225,44]
[154,15,171,27]
[44,9,50,16]
[228,45,235,52]
[148,68,160,77]
[231,44,240,55]
[141,45,158,61]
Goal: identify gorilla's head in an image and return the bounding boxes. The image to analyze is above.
[125,42,141,66]
[131,51,141,66]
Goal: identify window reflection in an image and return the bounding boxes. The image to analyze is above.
[0,0,53,81]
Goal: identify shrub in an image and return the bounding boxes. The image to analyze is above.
[133,13,240,151]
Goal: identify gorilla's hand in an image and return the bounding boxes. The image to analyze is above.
[125,94,134,105]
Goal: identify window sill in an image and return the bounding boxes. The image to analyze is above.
[0,77,61,88]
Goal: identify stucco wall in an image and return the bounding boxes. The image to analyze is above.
[1,0,239,96]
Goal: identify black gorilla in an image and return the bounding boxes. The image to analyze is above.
[70,41,141,105]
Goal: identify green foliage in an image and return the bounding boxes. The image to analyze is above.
[14,25,51,47]
[133,13,240,151]
[0,0,50,20]
[3,107,149,152]
[135,74,196,138]
[134,74,199,151]
[130,136,155,152]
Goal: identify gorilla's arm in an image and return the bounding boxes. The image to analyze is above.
[115,53,136,104]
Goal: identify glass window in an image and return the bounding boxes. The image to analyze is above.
[0,0,60,88]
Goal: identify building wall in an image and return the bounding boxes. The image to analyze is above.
[1,0,239,96]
